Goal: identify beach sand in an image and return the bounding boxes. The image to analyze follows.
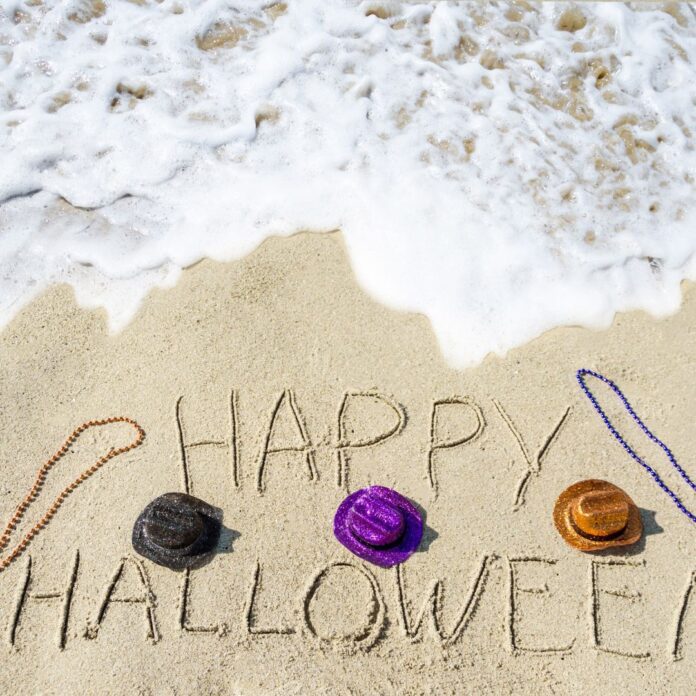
[0,231,695,694]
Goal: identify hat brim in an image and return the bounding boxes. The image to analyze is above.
[334,487,423,568]
[553,479,642,552]
[132,492,223,570]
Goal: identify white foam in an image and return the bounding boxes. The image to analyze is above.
[1,1,695,365]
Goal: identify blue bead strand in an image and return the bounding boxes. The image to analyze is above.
[576,368,696,525]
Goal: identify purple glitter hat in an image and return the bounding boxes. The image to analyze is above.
[333,486,423,568]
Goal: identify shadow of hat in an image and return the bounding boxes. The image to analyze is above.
[553,479,642,552]
[132,492,222,570]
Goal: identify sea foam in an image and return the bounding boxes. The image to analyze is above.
[1,1,695,366]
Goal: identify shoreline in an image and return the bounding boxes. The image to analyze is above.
[1,231,695,694]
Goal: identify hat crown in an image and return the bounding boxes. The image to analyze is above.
[571,489,629,539]
[348,490,405,548]
[144,501,204,550]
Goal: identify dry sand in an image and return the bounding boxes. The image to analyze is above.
[0,232,695,694]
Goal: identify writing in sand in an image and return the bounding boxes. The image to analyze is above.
[1,390,694,662]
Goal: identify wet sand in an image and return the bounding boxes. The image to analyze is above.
[0,232,695,694]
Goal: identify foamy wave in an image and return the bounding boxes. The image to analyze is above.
[1,1,695,365]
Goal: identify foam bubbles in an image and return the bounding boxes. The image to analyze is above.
[1,1,695,365]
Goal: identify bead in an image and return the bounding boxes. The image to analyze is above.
[577,369,696,525]
[0,417,145,573]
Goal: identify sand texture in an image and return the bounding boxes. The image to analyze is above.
[0,232,695,694]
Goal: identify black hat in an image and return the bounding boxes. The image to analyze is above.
[132,493,222,570]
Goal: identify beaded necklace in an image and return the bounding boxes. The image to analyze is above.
[0,417,145,573]
[577,368,696,524]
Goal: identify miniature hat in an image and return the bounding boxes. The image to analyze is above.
[132,492,222,570]
[553,479,642,552]
[334,486,423,568]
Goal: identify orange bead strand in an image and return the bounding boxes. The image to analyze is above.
[0,417,145,573]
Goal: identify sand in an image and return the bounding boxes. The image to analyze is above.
[0,231,695,694]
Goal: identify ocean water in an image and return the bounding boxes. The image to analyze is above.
[1,0,695,366]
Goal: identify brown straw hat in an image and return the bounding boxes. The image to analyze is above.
[553,479,642,552]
